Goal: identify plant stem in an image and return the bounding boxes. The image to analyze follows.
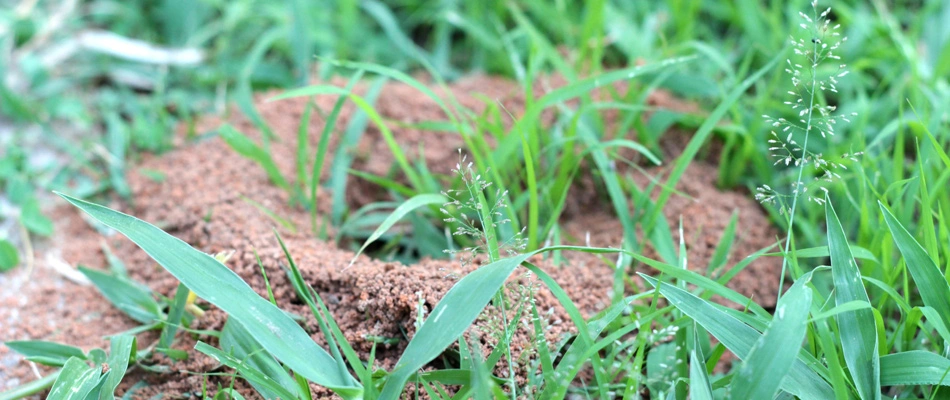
[777,35,820,302]
[0,371,59,400]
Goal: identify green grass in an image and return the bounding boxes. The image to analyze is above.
[2,0,950,398]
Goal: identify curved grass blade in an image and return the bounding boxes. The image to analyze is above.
[58,193,362,399]
[826,195,880,399]
[880,201,950,327]
[729,273,812,400]
[219,318,299,400]
[98,335,136,400]
[348,193,446,267]
[689,327,714,400]
[3,341,85,368]
[196,341,298,400]
[764,245,879,263]
[378,245,619,400]
[640,274,834,399]
[47,357,100,400]
[218,124,290,191]
[880,351,950,386]
[78,266,163,324]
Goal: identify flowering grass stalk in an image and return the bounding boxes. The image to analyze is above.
[756,1,860,299]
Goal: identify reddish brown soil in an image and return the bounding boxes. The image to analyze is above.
[0,73,780,397]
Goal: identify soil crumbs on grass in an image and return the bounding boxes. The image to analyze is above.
[0,74,780,398]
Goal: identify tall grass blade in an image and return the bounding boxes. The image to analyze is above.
[58,193,362,399]
[826,195,880,399]
[378,246,618,400]
[880,201,950,326]
[640,274,834,399]
[729,272,812,399]
[218,319,299,399]
[98,335,136,400]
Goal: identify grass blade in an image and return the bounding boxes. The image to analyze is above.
[98,335,136,400]
[729,273,813,399]
[378,251,532,400]
[3,341,85,368]
[880,351,950,386]
[348,193,446,267]
[78,266,163,324]
[195,341,299,400]
[880,201,950,327]
[218,124,290,191]
[58,193,362,398]
[47,357,99,400]
[640,274,834,399]
[218,319,299,400]
[826,195,880,399]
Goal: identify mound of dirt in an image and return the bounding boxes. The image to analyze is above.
[0,73,780,397]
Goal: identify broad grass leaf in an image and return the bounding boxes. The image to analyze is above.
[4,340,86,367]
[47,357,100,400]
[219,318,299,400]
[79,266,163,324]
[378,245,618,400]
[880,202,950,328]
[378,252,532,400]
[880,351,950,386]
[729,274,812,400]
[641,274,834,399]
[0,239,18,271]
[58,193,362,399]
[827,195,880,400]
[98,335,136,400]
[349,193,446,267]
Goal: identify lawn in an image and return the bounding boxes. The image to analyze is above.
[1,0,949,398]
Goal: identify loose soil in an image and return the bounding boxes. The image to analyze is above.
[0,73,781,398]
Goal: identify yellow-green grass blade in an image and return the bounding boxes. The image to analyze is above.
[827,195,880,400]
[640,274,834,399]
[348,193,446,267]
[729,274,812,400]
[880,201,950,328]
[58,193,363,399]
[880,351,950,386]
[47,357,100,400]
